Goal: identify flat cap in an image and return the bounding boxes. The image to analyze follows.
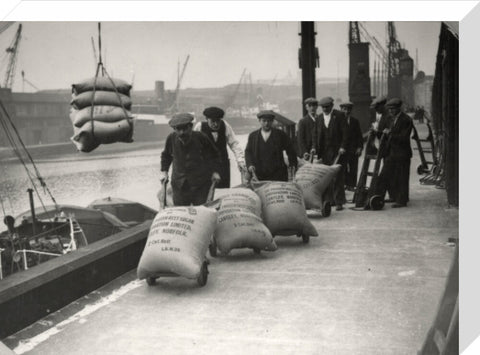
[169,113,194,127]
[339,101,354,108]
[318,96,334,106]
[257,110,276,120]
[370,96,387,108]
[203,106,224,120]
[304,97,318,105]
[385,98,403,108]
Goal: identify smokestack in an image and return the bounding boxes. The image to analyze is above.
[154,81,165,106]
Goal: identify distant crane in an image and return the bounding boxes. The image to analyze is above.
[386,21,414,105]
[21,70,39,92]
[169,55,190,113]
[3,23,22,89]
[357,22,388,96]
[387,22,402,82]
[264,74,277,104]
[347,21,372,132]
[0,22,15,36]
[224,68,246,110]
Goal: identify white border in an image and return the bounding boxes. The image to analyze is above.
[0,1,477,22]
[0,1,478,354]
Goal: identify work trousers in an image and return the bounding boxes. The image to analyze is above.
[217,159,231,188]
[376,157,411,205]
[172,180,211,206]
[345,152,359,188]
[322,148,346,206]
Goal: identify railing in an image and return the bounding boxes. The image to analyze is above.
[13,249,62,271]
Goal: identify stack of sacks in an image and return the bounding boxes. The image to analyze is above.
[214,188,276,254]
[254,181,318,237]
[137,206,216,280]
[70,77,134,152]
[294,162,342,210]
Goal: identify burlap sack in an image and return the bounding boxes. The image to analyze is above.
[214,208,276,254]
[294,163,342,209]
[72,77,132,96]
[137,206,216,280]
[71,105,132,128]
[254,181,318,237]
[71,91,132,110]
[71,118,133,152]
[218,188,262,217]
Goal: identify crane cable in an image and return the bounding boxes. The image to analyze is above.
[88,22,132,142]
[0,98,57,215]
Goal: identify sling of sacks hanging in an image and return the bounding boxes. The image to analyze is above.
[294,160,342,210]
[137,206,216,280]
[253,181,318,237]
[70,77,134,152]
[214,188,277,254]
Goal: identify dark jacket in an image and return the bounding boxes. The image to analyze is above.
[161,131,221,189]
[385,112,413,160]
[318,109,349,161]
[345,115,363,153]
[245,128,297,181]
[200,121,230,188]
[297,114,321,157]
[376,111,393,139]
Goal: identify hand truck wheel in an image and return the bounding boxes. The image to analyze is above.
[301,234,310,244]
[208,238,217,257]
[253,247,261,254]
[417,164,428,175]
[369,195,384,211]
[197,261,209,287]
[321,201,331,217]
[146,276,157,286]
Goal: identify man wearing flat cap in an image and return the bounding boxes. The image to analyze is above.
[370,96,392,141]
[194,106,246,188]
[369,95,395,201]
[297,97,321,160]
[245,110,297,181]
[317,96,349,211]
[340,102,364,191]
[375,98,413,208]
[160,112,222,206]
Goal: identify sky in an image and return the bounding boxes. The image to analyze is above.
[0,21,442,92]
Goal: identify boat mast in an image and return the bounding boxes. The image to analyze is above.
[27,188,36,235]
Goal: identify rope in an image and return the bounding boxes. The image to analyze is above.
[86,22,132,142]
[0,99,57,214]
[103,68,133,140]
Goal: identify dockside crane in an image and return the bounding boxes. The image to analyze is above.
[386,21,414,107]
[224,68,246,110]
[21,70,39,92]
[3,23,22,89]
[0,22,15,36]
[169,55,190,113]
[357,22,388,97]
[347,21,372,132]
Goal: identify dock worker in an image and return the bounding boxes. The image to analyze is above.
[340,102,363,191]
[317,96,348,211]
[371,96,392,143]
[375,98,413,208]
[194,106,246,188]
[245,110,297,182]
[160,113,222,206]
[370,96,394,201]
[297,97,320,160]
